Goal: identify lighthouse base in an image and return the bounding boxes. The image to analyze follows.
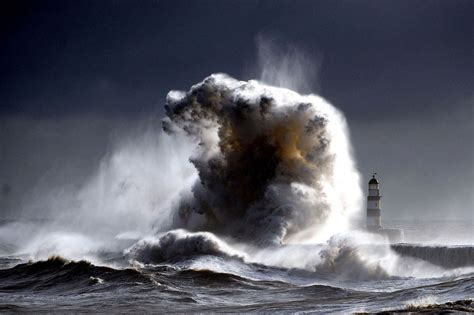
[368,227,404,243]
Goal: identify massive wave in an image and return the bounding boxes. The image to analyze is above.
[2,71,472,289]
[162,74,362,245]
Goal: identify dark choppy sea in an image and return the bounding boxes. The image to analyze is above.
[0,220,472,313]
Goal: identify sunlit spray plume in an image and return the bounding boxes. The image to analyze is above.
[163,73,362,245]
[10,41,362,263]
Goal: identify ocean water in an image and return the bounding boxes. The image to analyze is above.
[0,219,472,313]
[1,76,472,313]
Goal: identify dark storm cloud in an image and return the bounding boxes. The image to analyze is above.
[1,0,472,118]
[0,0,472,219]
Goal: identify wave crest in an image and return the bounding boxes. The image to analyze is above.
[127,230,244,264]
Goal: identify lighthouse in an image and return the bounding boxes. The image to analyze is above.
[366,173,404,243]
[367,173,382,230]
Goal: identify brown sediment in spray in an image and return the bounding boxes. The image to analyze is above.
[163,74,361,244]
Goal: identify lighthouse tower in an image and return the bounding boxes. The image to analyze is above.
[367,173,382,230]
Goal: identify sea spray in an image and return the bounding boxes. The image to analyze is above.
[10,126,198,262]
[163,74,362,244]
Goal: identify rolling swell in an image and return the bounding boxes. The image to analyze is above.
[391,244,474,268]
[166,268,295,291]
[0,255,472,313]
[0,256,151,294]
[0,255,350,295]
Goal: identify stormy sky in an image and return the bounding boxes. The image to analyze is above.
[1,0,472,221]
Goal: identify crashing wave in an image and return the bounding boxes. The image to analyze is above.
[126,229,245,264]
[314,237,389,280]
[162,74,362,244]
